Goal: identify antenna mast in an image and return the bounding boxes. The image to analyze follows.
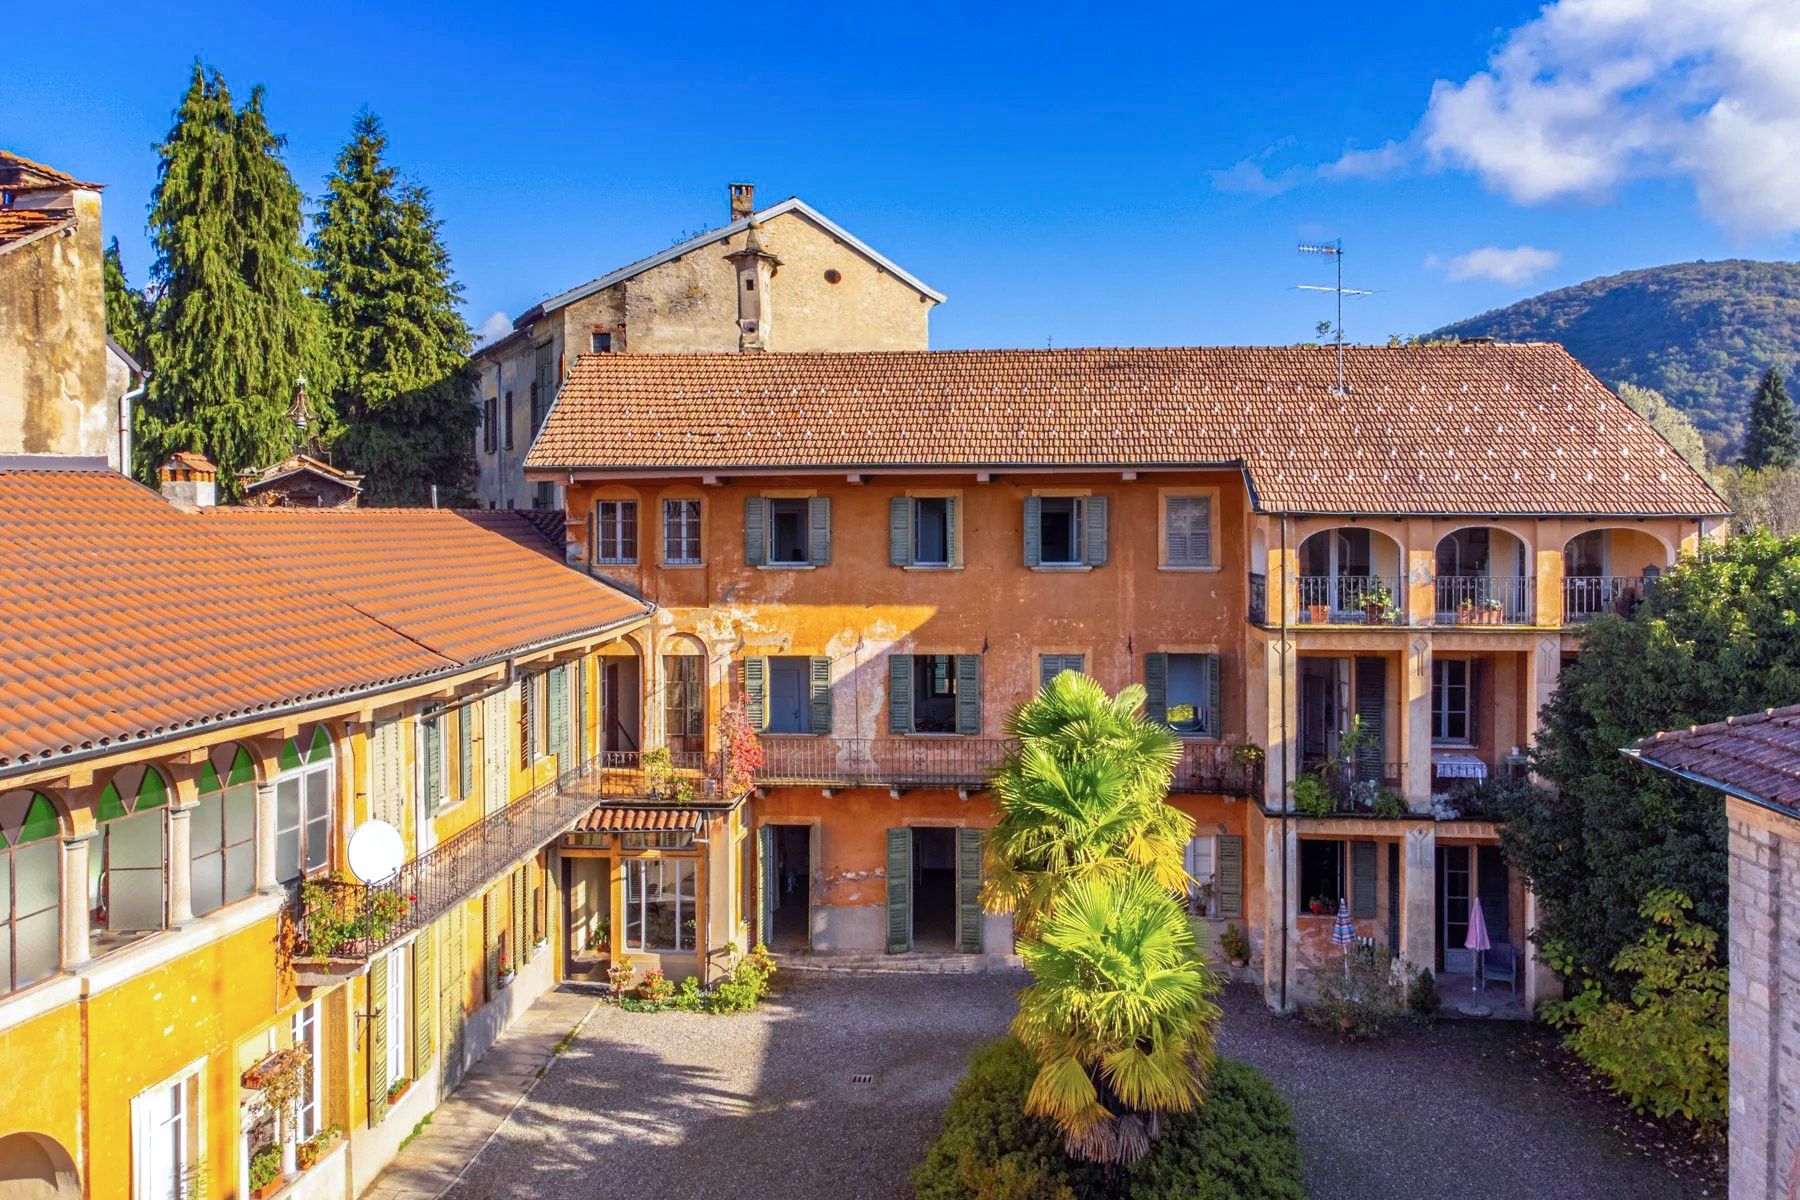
[1297,239,1372,395]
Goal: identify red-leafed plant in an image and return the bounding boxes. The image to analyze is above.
[717,702,763,795]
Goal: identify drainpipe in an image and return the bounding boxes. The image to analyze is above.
[119,373,147,477]
[1278,514,1291,1013]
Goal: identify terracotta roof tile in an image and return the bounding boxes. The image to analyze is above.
[0,150,102,190]
[0,208,73,251]
[526,345,1728,517]
[1632,706,1800,813]
[455,509,565,559]
[573,805,704,833]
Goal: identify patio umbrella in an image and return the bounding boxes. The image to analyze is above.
[1330,898,1356,975]
[1465,897,1492,991]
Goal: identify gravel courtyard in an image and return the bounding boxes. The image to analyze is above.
[440,971,1707,1200]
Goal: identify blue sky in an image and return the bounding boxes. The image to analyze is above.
[8,0,1797,349]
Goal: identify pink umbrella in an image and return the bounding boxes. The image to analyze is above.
[1465,897,1492,991]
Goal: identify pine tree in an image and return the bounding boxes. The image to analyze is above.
[313,111,478,506]
[1740,365,1799,470]
[102,237,150,369]
[136,65,334,494]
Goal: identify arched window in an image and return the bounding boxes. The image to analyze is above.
[276,727,334,884]
[92,766,169,939]
[0,789,61,994]
[192,745,257,915]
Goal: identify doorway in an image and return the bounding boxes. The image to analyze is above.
[1436,845,1472,972]
[603,658,640,753]
[766,825,812,950]
[562,856,611,981]
[912,827,957,951]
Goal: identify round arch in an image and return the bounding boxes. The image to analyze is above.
[0,1132,80,1200]
[0,788,69,846]
[657,630,709,658]
[1432,524,1535,622]
[1560,524,1676,569]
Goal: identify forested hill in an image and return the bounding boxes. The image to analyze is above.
[1430,259,1800,455]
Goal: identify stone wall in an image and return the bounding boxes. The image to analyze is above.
[1728,796,1800,1200]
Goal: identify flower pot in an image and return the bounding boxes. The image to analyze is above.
[1230,956,1248,969]
[1364,604,1384,623]
[1308,604,1330,624]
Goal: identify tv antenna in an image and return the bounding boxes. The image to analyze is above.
[1297,240,1372,395]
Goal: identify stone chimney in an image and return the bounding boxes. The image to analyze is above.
[724,217,781,352]
[159,451,218,508]
[729,182,756,221]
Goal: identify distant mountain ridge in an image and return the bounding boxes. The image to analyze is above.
[1430,259,1800,455]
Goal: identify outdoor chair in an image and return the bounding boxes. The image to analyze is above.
[1483,943,1518,993]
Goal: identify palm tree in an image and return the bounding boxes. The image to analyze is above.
[984,672,1190,934]
[1012,872,1222,1165]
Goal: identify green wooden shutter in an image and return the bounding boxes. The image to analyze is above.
[482,890,499,994]
[424,717,442,807]
[1206,653,1223,738]
[1039,655,1060,689]
[440,904,466,1089]
[954,655,982,736]
[1354,656,1386,781]
[743,658,768,731]
[758,826,775,946]
[369,954,390,1127]
[808,497,832,565]
[945,494,961,566]
[744,497,767,566]
[956,828,984,954]
[889,497,913,567]
[458,708,474,799]
[885,828,912,954]
[522,862,539,963]
[1144,653,1169,726]
[1216,835,1244,918]
[809,656,833,735]
[512,869,528,968]
[1023,497,1042,567]
[1351,840,1377,918]
[888,655,914,734]
[548,664,570,765]
[413,931,433,1070]
[1084,495,1109,566]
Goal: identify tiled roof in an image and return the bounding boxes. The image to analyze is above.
[239,453,363,488]
[0,470,449,768]
[573,805,705,833]
[0,208,73,252]
[203,507,647,663]
[526,345,1728,517]
[1631,706,1800,814]
[454,510,566,560]
[0,150,101,190]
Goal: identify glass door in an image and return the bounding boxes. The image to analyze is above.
[1437,845,1472,973]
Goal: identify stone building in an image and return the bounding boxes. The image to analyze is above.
[472,183,941,511]
[1631,707,1800,1200]
[239,453,365,508]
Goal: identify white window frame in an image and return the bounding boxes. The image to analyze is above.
[593,499,638,566]
[385,944,410,1087]
[1186,835,1218,916]
[662,498,702,566]
[191,773,255,918]
[623,858,694,952]
[275,757,333,885]
[1432,659,1471,745]
[292,1001,325,1141]
[132,1058,204,1200]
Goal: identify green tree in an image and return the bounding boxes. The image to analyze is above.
[1716,465,1800,536]
[1616,382,1707,472]
[312,111,478,506]
[101,237,151,369]
[1011,873,1222,1166]
[984,672,1189,934]
[1740,365,1798,469]
[136,64,334,494]
[1499,532,1800,987]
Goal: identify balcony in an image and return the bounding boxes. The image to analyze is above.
[1563,574,1653,623]
[755,737,1013,790]
[570,750,730,803]
[1171,743,1264,797]
[1294,759,1408,817]
[1435,576,1534,625]
[1296,575,1405,626]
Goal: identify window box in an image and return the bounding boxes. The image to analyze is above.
[386,1077,412,1106]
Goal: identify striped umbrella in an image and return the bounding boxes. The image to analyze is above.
[1330,897,1357,975]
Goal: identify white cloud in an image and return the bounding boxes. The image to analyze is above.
[1319,140,1411,181]
[1209,157,1305,196]
[476,310,513,345]
[1420,0,1800,236]
[1436,245,1562,285]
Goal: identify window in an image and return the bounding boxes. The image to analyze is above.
[275,729,334,884]
[132,1067,201,1200]
[664,654,705,749]
[768,498,810,564]
[532,481,555,510]
[192,747,255,916]
[483,396,497,453]
[384,945,409,1087]
[663,498,702,565]
[746,497,829,567]
[914,498,950,565]
[624,858,695,951]
[1298,839,1345,912]
[621,830,695,850]
[0,789,61,996]
[92,766,169,937]
[1039,654,1085,688]
[591,330,613,353]
[1164,494,1214,567]
[531,341,555,433]
[292,1001,324,1140]
[594,499,638,565]
[1432,659,1472,744]
[888,654,981,735]
[420,715,447,810]
[503,392,514,450]
[1038,497,1082,565]
[744,656,830,735]
[519,674,547,763]
[1146,653,1221,737]
[1186,835,1217,916]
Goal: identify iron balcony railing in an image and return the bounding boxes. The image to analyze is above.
[755,737,1014,789]
[1297,757,1407,816]
[1295,575,1405,625]
[1435,575,1534,624]
[1247,572,1268,624]
[1171,743,1264,797]
[566,749,730,803]
[1563,574,1652,623]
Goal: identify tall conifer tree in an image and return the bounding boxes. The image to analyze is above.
[137,65,333,493]
[314,111,478,506]
[1741,365,1799,470]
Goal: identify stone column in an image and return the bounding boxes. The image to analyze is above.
[1261,820,1298,1011]
[1400,638,1434,809]
[61,830,97,969]
[1521,885,1559,1010]
[1522,636,1562,751]
[166,800,196,927]
[255,779,279,893]
[1401,825,1436,974]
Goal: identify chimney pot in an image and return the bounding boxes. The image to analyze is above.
[159,451,218,508]
[729,182,756,221]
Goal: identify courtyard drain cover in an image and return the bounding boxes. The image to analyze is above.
[851,1073,873,1084]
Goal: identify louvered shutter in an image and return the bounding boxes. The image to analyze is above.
[1351,840,1377,918]
[1166,497,1190,564]
[512,869,528,970]
[1477,846,1510,944]
[1216,835,1244,918]
[946,494,961,566]
[548,664,570,765]
[743,658,768,731]
[1084,495,1109,566]
[369,954,390,1127]
[423,717,442,808]
[809,657,833,735]
[1023,497,1042,567]
[371,717,402,827]
[888,655,914,734]
[413,930,433,1069]
[482,890,499,996]
[1354,657,1386,781]
[1206,653,1223,738]
[1386,843,1401,951]
[885,828,912,954]
[758,826,775,945]
[457,708,473,800]
[440,904,466,1089]
[744,498,767,566]
[889,497,913,567]
[955,655,982,735]
[956,828,985,953]
[1039,655,1059,689]
[808,497,832,565]
[1191,496,1213,565]
[522,861,540,962]
[1144,653,1169,726]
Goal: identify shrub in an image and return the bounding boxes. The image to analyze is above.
[1218,923,1250,964]
[1407,966,1440,1020]
[1370,787,1405,819]
[914,1038,1304,1200]
[637,967,673,1003]
[1306,947,1406,1039]
[1289,773,1332,817]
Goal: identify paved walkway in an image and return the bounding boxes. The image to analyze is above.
[375,972,1706,1200]
[364,988,596,1200]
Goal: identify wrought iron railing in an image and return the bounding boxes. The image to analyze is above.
[1296,758,1408,815]
[1296,575,1404,624]
[565,749,727,803]
[1247,572,1267,624]
[755,737,1014,789]
[1435,576,1534,624]
[1563,574,1652,623]
[1170,743,1264,797]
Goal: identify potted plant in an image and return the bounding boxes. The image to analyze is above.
[1358,581,1393,623]
[638,967,673,1003]
[1291,772,1333,816]
[717,703,765,796]
[249,1145,283,1199]
[1307,601,1331,624]
[1220,923,1251,968]
[297,1124,343,1171]
[1371,787,1406,819]
[1456,598,1476,625]
[608,953,636,997]
[1482,598,1505,625]
[387,1076,411,1105]
[1308,896,1332,916]
[496,949,515,988]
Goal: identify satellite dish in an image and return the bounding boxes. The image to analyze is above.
[347,820,405,885]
